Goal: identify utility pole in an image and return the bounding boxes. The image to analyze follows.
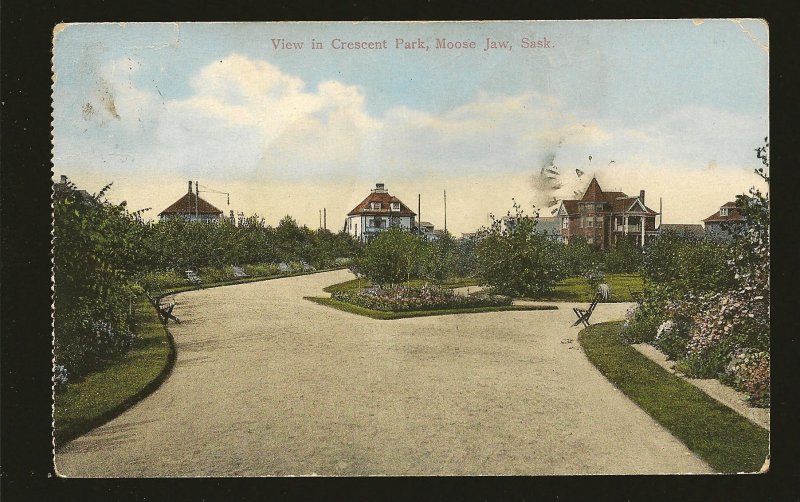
[195,180,199,220]
[324,208,327,230]
[418,194,421,235]
[659,197,663,229]
[444,189,447,234]
[319,209,322,229]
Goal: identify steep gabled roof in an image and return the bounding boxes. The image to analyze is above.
[558,200,579,215]
[347,190,416,217]
[580,177,604,202]
[159,192,223,216]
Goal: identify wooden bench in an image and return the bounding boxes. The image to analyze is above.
[572,294,601,327]
[232,265,249,278]
[145,292,181,324]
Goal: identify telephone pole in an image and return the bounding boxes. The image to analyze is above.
[324,208,327,230]
[195,180,199,220]
[443,189,447,234]
[418,194,421,235]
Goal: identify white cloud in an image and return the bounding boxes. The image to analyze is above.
[54,53,768,233]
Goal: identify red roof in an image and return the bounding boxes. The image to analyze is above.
[581,178,605,202]
[703,202,745,223]
[347,190,416,217]
[559,179,657,215]
[159,192,223,216]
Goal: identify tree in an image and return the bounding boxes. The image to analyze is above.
[474,200,566,296]
[357,226,426,286]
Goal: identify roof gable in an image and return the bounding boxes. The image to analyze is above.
[347,190,416,217]
[159,192,223,216]
[580,177,604,202]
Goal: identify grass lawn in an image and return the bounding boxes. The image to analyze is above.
[322,276,480,294]
[305,296,556,320]
[521,273,644,303]
[579,321,769,473]
[54,298,174,447]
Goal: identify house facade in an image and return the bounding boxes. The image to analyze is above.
[557,178,658,249]
[346,183,417,242]
[159,181,224,223]
[702,197,747,241]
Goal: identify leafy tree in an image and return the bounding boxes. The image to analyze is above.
[602,237,643,273]
[357,226,426,286]
[474,200,567,296]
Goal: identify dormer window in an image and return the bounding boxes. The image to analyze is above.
[720,207,729,216]
[391,202,400,211]
[370,202,381,210]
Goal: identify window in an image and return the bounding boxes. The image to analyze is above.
[370,202,381,210]
[562,218,569,229]
[580,217,585,228]
[720,207,729,216]
[588,219,594,228]
[391,202,400,211]
[587,237,594,244]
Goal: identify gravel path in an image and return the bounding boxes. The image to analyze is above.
[56,270,712,476]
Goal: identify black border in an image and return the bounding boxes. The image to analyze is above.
[2,1,798,500]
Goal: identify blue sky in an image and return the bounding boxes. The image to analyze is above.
[53,20,768,233]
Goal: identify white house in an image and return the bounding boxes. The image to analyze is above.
[345,183,417,242]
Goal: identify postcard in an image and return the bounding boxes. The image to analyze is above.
[52,20,770,476]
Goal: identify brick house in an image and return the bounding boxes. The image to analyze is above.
[346,183,417,242]
[556,177,658,249]
[159,181,224,223]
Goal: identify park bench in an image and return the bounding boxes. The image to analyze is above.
[572,293,601,327]
[232,265,249,278]
[145,292,181,324]
[186,269,202,285]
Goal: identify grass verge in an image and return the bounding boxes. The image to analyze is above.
[578,321,769,473]
[54,298,175,447]
[519,273,644,303]
[305,296,556,320]
[54,267,344,447]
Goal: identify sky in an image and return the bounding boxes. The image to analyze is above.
[52,20,769,234]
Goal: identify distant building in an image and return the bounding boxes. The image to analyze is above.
[702,197,748,241]
[159,181,223,223]
[556,177,659,249]
[535,216,562,240]
[345,183,417,242]
[418,221,438,241]
[658,223,705,239]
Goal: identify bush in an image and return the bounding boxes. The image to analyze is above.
[356,226,427,286]
[602,238,643,273]
[332,285,511,312]
[474,201,567,297]
[136,269,190,292]
[724,349,770,407]
[244,263,280,277]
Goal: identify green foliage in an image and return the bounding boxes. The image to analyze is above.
[602,237,643,273]
[356,226,428,286]
[624,139,770,405]
[331,285,511,312]
[474,201,567,296]
[53,182,144,377]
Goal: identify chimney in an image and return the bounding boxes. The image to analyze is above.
[639,190,645,205]
[188,180,193,194]
[374,183,386,193]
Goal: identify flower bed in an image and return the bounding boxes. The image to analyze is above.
[331,285,511,312]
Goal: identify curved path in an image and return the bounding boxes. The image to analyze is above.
[56,270,711,476]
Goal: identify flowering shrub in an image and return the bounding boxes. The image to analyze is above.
[724,349,770,407]
[621,140,769,405]
[332,285,511,312]
[53,365,69,390]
